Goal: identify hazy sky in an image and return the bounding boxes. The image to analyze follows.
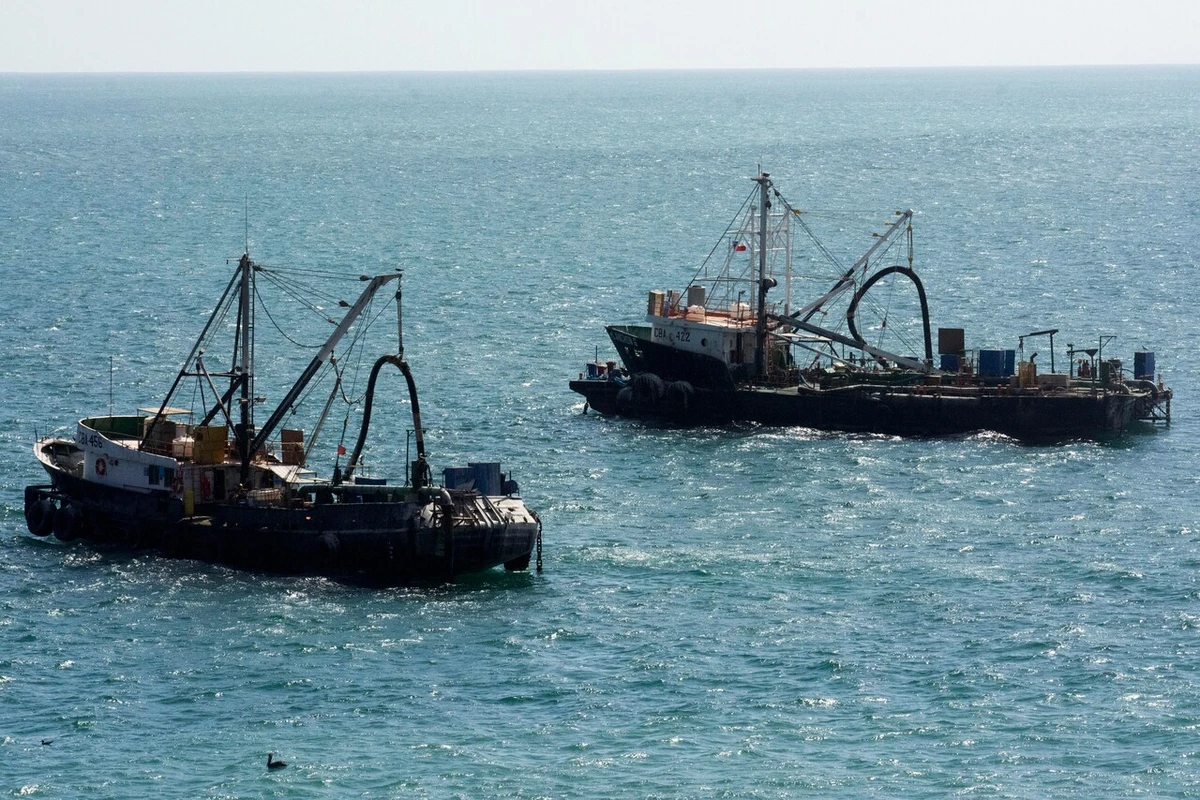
[3,0,1198,72]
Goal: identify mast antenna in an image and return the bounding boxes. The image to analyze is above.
[244,195,249,255]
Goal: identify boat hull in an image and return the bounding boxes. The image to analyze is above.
[607,325,739,391]
[575,170,1172,440]
[28,463,539,582]
[737,383,1146,439]
[571,374,1154,439]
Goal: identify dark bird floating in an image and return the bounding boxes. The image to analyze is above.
[267,752,287,770]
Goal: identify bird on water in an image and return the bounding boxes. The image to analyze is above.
[267,752,287,770]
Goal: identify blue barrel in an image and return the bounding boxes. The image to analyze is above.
[469,462,502,497]
[1134,351,1155,380]
[978,349,1004,378]
[443,466,475,490]
[940,353,959,372]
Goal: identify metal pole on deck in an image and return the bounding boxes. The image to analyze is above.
[754,172,770,379]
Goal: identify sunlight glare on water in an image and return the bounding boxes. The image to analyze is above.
[1,67,1199,796]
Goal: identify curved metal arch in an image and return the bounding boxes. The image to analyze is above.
[845,266,934,367]
[342,355,429,487]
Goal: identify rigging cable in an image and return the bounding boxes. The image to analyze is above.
[188,379,203,432]
[255,268,344,320]
[688,184,757,288]
[255,263,347,305]
[305,365,343,465]
[337,298,393,406]
[291,355,337,414]
[253,280,325,349]
[332,293,391,466]
[773,191,846,275]
[263,263,371,279]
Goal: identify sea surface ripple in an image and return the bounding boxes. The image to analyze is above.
[1,68,1198,797]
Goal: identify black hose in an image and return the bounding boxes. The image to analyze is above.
[342,355,426,484]
[845,265,934,366]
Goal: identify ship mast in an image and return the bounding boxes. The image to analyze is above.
[234,251,255,475]
[753,172,771,378]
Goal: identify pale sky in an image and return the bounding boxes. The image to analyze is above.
[2,0,1198,72]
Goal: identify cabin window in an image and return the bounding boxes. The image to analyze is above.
[164,467,175,488]
[147,465,162,485]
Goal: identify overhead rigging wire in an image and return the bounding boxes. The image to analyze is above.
[241,265,400,464]
[689,184,757,288]
[265,263,370,280]
[255,268,345,321]
[771,186,927,363]
[253,280,326,349]
[257,268,346,307]
[773,190,848,278]
[338,296,393,406]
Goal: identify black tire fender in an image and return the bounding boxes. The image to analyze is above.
[27,498,56,537]
[53,504,81,541]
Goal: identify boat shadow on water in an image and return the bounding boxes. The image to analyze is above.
[574,408,1168,449]
[14,533,542,591]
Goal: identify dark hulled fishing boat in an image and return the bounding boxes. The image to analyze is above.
[571,172,1171,439]
[26,250,541,581]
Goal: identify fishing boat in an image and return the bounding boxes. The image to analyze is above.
[570,171,1172,439]
[26,250,541,581]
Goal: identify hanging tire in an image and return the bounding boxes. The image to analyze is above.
[615,385,635,414]
[504,552,531,572]
[26,498,56,536]
[869,400,894,433]
[53,504,81,541]
[318,532,340,564]
[631,373,666,407]
[23,494,41,534]
[665,380,694,418]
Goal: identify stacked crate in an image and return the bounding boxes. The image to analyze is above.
[281,429,305,466]
[142,418,177,455]
[192,425,228,464]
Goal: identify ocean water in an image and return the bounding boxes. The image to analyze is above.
[1,67,1199,797]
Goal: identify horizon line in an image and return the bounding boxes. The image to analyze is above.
[3,62,1199,77]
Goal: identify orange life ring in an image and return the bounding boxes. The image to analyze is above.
[95,457,107,477]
